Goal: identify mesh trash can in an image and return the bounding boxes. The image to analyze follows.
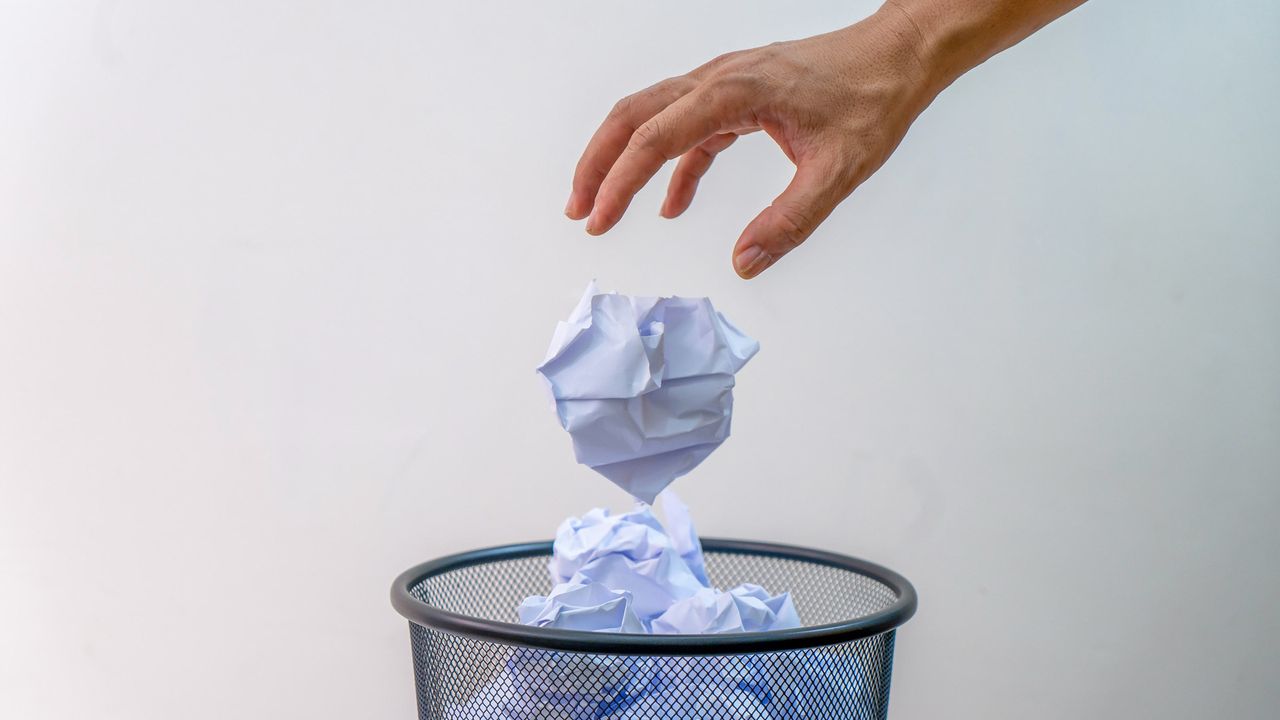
[390,539,917,719]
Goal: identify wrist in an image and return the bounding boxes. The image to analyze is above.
[849,2,951,112]
[878,0,1087,94]
[875,0,1001,96]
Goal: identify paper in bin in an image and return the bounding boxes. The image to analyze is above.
[616,681,770,719]
[618,655,775,719]
[444,650,659,720]
[520,494,798,636]
[529,497,708,630]
[547,506,672,585]
[498,494,818,717]
[444,650,874,720]
[517,581,644,633]
[765,653,879,720]
[548,495,709,589]
[650,583,801,635]
[536,281,759,504]
[570,549,705,622]
[659,489,710,586]
[622,654,875,720]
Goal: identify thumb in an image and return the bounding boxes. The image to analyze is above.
[732,161,852,279]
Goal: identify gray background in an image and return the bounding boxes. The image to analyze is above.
[2,1,1278,718]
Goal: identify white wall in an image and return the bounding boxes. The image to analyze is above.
[2,1,1277,718]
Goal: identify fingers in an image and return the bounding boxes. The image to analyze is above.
[732,160,854,279]
[588,87,747,235]
[566,78,694,221]
[660,133,739,219]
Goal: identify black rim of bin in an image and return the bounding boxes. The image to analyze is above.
[390,537,918,656]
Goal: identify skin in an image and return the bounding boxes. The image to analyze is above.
[565,0,1088,279]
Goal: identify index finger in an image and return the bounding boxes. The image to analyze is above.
[566,78,695,220]
[587,85,748,235]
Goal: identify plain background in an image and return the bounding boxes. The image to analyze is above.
[3,1,1278,718]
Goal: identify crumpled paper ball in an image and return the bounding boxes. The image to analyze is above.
[517,581,645,633]
[536,281,759,503]
[518,492,798,635]
[650,583,802,635]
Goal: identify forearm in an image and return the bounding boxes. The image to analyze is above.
[883,0,1087,97]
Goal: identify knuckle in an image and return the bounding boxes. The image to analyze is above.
[702,71,766,106]
[711,50,743,65]
[653,75,697,101]
[704,56,792,98]
[608,93,637,119]
[702,49,745,71]
[628,120,665,153]
[691,51,744,81]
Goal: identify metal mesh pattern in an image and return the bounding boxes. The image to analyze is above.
[402,549,906,719]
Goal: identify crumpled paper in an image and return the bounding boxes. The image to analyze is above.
[517,581,644,633]
[443,651,660,720]
[659,490,710,586]
[615,656,774,720]
[517,491,798,635]
[447,494,874,719]
[650,583,803,635]
[536,281,759,503]
[442,651,874,720]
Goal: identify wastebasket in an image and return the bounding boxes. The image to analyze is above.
[390,539,917,719]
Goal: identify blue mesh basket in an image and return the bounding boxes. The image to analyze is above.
[390,539,917,719]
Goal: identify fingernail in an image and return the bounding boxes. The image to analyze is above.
[734,245,771,278]
[585,214,600,235]
[564,198,575,218]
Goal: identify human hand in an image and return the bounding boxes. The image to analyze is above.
[564,7,937,279]
[564,0,1085,279]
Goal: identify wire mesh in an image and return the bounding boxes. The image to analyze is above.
[401,548,906,719]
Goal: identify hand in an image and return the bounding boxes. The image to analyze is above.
[564,7,936,279]
[564,0,1086,279]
